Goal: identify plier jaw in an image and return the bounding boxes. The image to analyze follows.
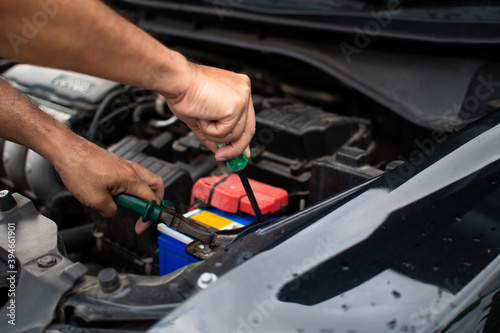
[113,193,258,260]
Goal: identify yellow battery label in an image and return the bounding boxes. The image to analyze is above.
[189,210,244,230]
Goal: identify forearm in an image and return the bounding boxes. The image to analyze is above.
[0,0,191,98]
[0,77,78,165]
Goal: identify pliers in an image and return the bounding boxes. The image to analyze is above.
[113,193,252,259]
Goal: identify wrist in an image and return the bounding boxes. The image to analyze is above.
[35,122,86,171]
[142,49,197,101]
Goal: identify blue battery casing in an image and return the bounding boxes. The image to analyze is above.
[157,208,256,275]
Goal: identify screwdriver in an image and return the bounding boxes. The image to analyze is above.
[218,144,263,222]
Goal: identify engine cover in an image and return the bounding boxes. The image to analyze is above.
[3,64,122,114]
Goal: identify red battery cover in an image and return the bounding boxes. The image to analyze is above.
[190,174,288,216]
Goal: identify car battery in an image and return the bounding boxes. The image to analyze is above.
[157,207,256,275]
[158,174,288,275]
[190,174,288,216]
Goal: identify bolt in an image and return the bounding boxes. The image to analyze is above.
[242,251,253,260]
[98,268,121,293]
[0,190,17,212]
[237,251,254,264]
[202,244,211,256]
[38,255,57,268]
[197,272,217,289]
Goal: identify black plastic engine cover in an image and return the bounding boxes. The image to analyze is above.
[248,103,373,210]
[255,103,363,160]
[309,150,383,205]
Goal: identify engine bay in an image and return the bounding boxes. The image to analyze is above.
[0,60,450,330]
[0,62,396,266]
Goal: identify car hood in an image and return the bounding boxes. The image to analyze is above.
[147,109,500,332]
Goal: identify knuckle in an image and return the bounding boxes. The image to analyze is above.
[235,74,251,95]
[240,85,251,99]
[121,165,137,179]
[232,95,247,111]
[125,160,136,167]
[239,73,251,86]
[154,173,163,183]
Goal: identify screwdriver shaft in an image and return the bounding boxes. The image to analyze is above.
[238,170,263,222]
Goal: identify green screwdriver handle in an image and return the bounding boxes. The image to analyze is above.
[113,193,173,222]
[217,143,248,172]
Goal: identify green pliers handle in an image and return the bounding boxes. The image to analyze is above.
[113,193,173,222]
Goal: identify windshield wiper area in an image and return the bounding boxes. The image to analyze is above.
[202,0,371,14]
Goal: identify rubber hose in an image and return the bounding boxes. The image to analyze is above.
[86,87,128,141]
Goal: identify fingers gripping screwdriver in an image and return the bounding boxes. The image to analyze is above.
[218,144,264,222]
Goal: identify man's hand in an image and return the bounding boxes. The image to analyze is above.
[0,78,163,234]
[143,57,256,160]
[51,135,164,234]
[159,63,255,161]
